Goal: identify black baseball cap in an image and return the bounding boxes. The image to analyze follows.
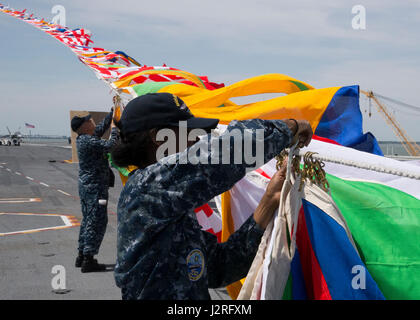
[118,93,219,135]
[71,114,91,132]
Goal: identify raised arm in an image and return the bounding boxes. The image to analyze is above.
[88,126,119,153]
[156,119,298,212]
[94,108,114,138]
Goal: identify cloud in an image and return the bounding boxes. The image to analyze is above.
[62,1,419,45]
[2,0,420,139]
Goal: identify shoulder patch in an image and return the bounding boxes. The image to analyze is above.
[186,249,205,281]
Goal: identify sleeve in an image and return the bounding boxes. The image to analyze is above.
[155,119,293,214]
[203,214,264,288]
[86,127,119,153]
[94,109,113,137]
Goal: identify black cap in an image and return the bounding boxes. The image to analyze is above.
[119,93,219,135]
[71,114,91,132]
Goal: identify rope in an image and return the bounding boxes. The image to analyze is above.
[276,148,331,192]
[291,149,420,180]
[285,142,298,183]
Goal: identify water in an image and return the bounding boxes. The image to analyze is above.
[21,136,70,147]
[378,141,420,156]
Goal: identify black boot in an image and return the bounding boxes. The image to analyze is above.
[81,255,106,273]
[75,252,84,268]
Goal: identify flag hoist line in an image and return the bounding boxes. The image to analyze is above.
[279,149,420,181]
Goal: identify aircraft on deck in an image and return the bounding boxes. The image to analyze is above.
[0,127,23,146]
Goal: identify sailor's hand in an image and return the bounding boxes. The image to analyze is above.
[295,120,313,148]
[110,107,116,127]
[284,119,313,148]
[264,160,287,206]
[253,160,287,229]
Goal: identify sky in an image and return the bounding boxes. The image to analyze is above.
[0,0,419,140]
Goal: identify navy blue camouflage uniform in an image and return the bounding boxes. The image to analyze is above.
[114,119,293,299]
[76,110,119,256]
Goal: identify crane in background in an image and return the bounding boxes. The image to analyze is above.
[360,89,420,157]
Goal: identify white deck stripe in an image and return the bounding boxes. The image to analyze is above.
[60,216,72,227]
[0,212,78,236]
[57,189,71,196]
[0,226,69,236]
[0,200,37,203]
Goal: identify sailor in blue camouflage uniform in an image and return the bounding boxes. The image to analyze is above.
[71,109,119,273]
[111,93,312,299]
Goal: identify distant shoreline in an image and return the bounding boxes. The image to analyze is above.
[1,135,417,157]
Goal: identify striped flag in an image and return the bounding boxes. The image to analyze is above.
[224,138,420,299]
[25,123,35,128]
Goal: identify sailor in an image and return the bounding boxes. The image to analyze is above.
[111,93,313,299]
[71,109,119,272]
